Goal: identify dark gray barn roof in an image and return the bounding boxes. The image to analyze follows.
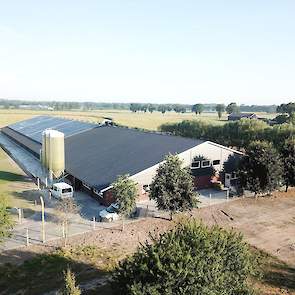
[65,126,203,190]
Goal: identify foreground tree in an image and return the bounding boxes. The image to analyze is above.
[215,104,225,119]
[280,139,295,192]
[113,219,258,295]
[149,155,198,220]
[59,268,81,295]
[0,197,13,243]
[112,175,137,230]
[192,103,204,115]
[238,141,283,196]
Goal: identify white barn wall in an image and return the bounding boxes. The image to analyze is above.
[130,141,242,187]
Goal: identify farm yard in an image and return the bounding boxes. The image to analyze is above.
[0,109,294,295]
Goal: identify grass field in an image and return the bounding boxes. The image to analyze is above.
[0,148,38,219]
[0,109,276,130]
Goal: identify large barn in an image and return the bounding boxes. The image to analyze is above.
[0,116,243,205]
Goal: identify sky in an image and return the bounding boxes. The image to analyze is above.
[0,0,295,105]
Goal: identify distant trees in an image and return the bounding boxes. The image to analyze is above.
[160,118,295,151]
[59,268,81,295]
[215,104,225,119]
[280,139,295,192]
[113,219,257,295]
[0,198,13,243]
[226,102,240,114]
[238,141,283,196]
[192,103,204,115]
[149,155,198,220]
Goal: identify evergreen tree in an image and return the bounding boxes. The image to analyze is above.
[60,268,81,295]
[0,197,13,243]
[280,138,295,191]
[113,219,258,295]
[238,141,283,196]
[112,175,137,230]
[149,155,199,220]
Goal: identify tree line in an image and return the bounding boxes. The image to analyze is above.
[0,98,277,113]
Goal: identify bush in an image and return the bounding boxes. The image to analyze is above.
[113,220,258,295]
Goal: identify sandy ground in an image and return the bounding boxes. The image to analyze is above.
[1,189,295,268]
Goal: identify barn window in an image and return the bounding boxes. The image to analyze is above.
[213,160,220,165]
[201,160,210,168]
[191,161,200,169]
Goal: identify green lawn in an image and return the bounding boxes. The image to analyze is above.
[0,148,38,218]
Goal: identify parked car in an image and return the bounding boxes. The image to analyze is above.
[99,203,120,222]
[99,203,137,222]
[50,182,73,200]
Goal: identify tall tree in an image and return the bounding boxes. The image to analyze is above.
[215,104,225,119]
[226,102,240,114]
[238,141,283,196]
[0,197,13,243]
[149,155,199,220]
[192,103,204,115]
[112,175,137,230]
[280,139,295,192]
[113,219,258,295]
[60,268,81,295]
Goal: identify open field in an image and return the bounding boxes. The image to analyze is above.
[0,109,276,130]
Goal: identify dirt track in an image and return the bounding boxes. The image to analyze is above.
[2,190,295,268]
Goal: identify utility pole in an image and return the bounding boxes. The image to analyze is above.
[40,196,45,243]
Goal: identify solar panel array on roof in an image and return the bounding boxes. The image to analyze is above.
[9,115,96,142]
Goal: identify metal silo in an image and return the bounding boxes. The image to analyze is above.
[48,130,65,178]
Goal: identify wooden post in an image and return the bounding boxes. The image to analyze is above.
[26,228,29,246]
[40,196,45,243]
[92,217,96,230]
[62,222,65,238]
[18,208,22,224]
[37,178,40,190]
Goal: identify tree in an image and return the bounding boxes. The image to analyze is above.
[148,104,156,113]
[149,155,199,220]
[112,175,137,230]
[277,102,295,115]
[215,104,225,119]
[56,198,79,246]
[0,197,13,243]
[238,141,283,196]
[280,139,295,192]
[59,268,81,295]
[226,102,240,114]
[192,103,204,115]
[113,219,258,295]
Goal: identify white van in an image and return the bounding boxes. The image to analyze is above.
[50,182,73,199]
